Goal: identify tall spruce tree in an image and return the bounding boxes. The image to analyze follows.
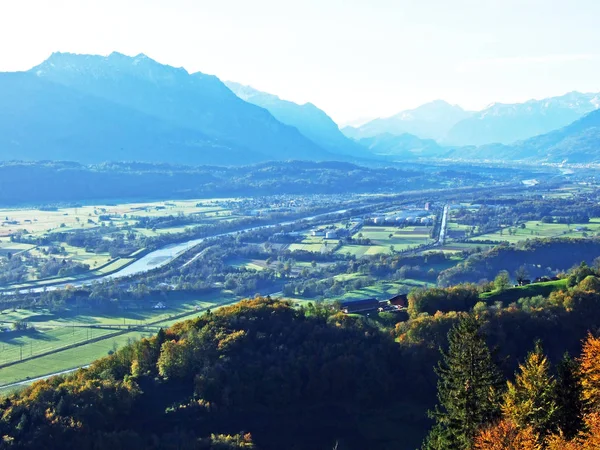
[554,353,584,438]
[423,315,504,450]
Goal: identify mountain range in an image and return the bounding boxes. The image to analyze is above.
[0,52,351,165]
[357,108,600,164]
[342,100,471,141]
[343,92,600,147]
[1,51,600,166]
[443,92,600,146]
[0,70,240,165]
[454,108,600,163]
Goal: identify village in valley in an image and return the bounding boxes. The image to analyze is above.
[3,179,600,392]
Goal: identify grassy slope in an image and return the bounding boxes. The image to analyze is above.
[480,279,568,303]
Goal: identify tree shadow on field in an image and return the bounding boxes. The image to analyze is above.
[0,328,58,345]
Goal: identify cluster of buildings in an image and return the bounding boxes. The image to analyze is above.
[310,220,363,239]
[340,294,408,314]
[517,276,560,286]
[237,194,355,217]
[366,203,434,226]
[310,228,346,239]
[370,215,433,226]
[362,203,434,226]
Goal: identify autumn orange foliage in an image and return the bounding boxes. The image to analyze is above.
[475,334,600,449]
[579,333,600,412]
[473,419,541,450]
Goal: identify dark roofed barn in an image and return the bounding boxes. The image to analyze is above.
[388,294,408,308]
[340,298,380,314]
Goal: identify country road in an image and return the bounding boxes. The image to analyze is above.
[437,204,449,245]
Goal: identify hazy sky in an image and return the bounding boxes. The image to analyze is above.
[1,0,600,124]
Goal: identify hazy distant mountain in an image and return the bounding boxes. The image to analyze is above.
[342,100,472,140]
[0,72,254,165]
[340,117,376,128]
[225,81,370,158]
[357,133,446,159]
[451,108,600,163]
[1,52,337,165]
[508,108,600,163]
[444,91,600,146]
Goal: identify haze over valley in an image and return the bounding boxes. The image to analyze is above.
[3,2,600,450]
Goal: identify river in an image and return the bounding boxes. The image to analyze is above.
[10,208,348,293]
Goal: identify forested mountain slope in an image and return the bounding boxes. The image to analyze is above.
[7,274,600,450]
[0,160,490,205]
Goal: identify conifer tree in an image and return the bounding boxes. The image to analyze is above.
[502,341,557,439]
[423,315,503,450]
[554,352,584,438]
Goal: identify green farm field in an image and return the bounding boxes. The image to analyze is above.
[0,293,236,389]
[287,221,435,257]
[357,226,432,247]
[288,242,327,253]
[336,244,370,257]
[0,326,116,366]
[445,221,474,239]
[228,258,266,271]
[469,220,600,244]
[0,241,35,258]
[336,279,431,301]
[0,199,235,238]
[0,330,150,388]
[335,226,433,256]
[446,222,472,231]
[287,234,337,253]
[1,294,225,327]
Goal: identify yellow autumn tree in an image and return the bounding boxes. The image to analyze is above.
[473,420,540,450]
[502,342,557,438]
[545,433,579,450]
[578,412,600,449]
[579,333,600,411]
